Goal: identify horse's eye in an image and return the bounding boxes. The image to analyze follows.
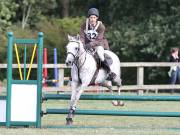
[75,47,79,50]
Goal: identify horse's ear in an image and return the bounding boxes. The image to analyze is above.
[76,34,80,40]
[68,34,72,41]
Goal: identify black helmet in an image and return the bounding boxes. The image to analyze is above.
[88,8,99,17]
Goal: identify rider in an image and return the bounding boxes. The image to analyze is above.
[80,7,116,80]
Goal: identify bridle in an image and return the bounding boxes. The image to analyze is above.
[67,40,87,69]
[67,41,80,60]
[67,40,98,85]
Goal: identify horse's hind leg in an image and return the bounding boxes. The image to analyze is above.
[100,81,121,106]
[99,81,112,92]
[114,77,122,95]
[112,77,124,106]
[115,86,124,106]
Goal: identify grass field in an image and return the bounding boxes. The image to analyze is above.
[1,92,180,135]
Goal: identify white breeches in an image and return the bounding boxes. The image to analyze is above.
[96,46,104,61]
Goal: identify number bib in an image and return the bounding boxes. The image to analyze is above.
[84,19,101,41]
[86,30,98,40]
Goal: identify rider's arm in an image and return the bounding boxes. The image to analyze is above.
[96,23,105,41]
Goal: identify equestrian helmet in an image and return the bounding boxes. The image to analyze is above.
[88,8,99,17]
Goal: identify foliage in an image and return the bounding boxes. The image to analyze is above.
[106,2,180,84]
[0,17,84,80]
[36,17,85,63]
[1,0,180,84]
[14,0,57,29]
[0,25,39,80]
[0,0,18,32]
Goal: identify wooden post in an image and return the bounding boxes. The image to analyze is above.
[137,67,144,95]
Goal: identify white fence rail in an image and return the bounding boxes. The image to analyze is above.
[1,62,180,94]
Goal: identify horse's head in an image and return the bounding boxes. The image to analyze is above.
[65,34,83,66]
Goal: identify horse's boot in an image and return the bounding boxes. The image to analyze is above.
[102,59,116,80]
[66,108,75,125]
[66,117,73,126]
[68,108,75,118]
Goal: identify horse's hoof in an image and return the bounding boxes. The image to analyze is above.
[118,101,125,106]
[111,100,119,106]
[66,118,73,126]
[111,100,124,106]
[66,121,73,126]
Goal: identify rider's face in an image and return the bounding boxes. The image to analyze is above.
[89,15,98,26]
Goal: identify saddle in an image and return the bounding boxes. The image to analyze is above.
[88,52,114,85]
[85,46,113,67]
[93,52,113,69]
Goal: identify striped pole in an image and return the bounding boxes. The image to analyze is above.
[54,48,58,87]
[43,48,48,87]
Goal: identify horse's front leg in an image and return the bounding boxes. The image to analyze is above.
[73,83,88,106]
[69,83,88,111]
[69,81,79,110]
[112,78,124,106]
[66,81,78,125]
[69,70,91,110]
[66,82,89,125]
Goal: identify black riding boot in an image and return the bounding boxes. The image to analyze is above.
[101,59,116,80]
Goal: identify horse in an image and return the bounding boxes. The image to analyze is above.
[65,35,123,125]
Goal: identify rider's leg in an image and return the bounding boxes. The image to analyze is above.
[96,46,116,80]
[96,45,105,61]
[96,46,109,71]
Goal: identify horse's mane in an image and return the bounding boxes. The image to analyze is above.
[68,35,95,55]
[68,35,81,43]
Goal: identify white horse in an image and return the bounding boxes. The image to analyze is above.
[65,35,123,125]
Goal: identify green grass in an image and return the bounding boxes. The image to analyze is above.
[1,92,180,135]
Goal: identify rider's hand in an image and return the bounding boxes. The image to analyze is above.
[86,43,92,50]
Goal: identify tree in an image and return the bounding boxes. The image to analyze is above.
[106,0,180,84]
[0,0,18,32]
[60,0,69,17]
[15,0,57,29]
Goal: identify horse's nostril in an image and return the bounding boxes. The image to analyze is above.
[66,61,69,64]
[66,61,72,66]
